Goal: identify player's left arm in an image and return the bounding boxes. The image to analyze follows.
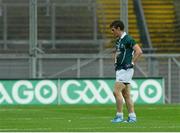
[132,44,143,65]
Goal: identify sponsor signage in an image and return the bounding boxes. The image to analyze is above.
[0,80,58,105]
[0,78,164,105]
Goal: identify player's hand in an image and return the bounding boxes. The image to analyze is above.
[114,63,118,71]
[132,62,134,66]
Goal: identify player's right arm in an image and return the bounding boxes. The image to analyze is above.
[132,44,143,64]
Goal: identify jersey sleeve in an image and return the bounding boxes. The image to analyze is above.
[131,38,136,47]
[127,36,136,49]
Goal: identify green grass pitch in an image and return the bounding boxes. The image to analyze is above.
[0,104,180,132]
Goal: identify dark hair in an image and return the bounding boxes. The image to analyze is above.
[110,20,124,30]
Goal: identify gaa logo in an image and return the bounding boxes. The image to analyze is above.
[60,80,115,104]
[60,79,163,104]
[139,80,163,103]
[131,79,163,104]
[0,80,57,104]
[0,79,163,105]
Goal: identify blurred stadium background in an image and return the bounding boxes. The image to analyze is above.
[0,0,180,132]
[0,0,179,103]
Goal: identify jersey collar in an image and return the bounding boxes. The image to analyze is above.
[120,32,127,39]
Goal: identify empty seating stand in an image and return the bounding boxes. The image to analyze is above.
[1,0,179,54]
[0,0,101,54]
[142,0,179,53]
[96,0,141,48]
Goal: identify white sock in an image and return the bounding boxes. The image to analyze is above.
[129,112,136,117]
[116,112,123,118]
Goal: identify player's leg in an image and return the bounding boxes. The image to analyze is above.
[122,84,137,122]
[111,81,126,123]
[122,84,134,112]
[114,82,125,112]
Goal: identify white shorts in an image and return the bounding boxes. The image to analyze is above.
[116,68,134,83]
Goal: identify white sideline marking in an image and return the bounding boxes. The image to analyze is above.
[0,107,115,111]
[0,116,110,121]
[43,117,64,120]
[66,125,180,130]
[0,109,42,112]
[0,117,64,121]
[143,107,178,110]
[0,128,51,131]
[0,118,33,121]
[79,116,111,119]
[1,124,180,131]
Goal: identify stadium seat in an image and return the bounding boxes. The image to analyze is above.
[142,0,179,53]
